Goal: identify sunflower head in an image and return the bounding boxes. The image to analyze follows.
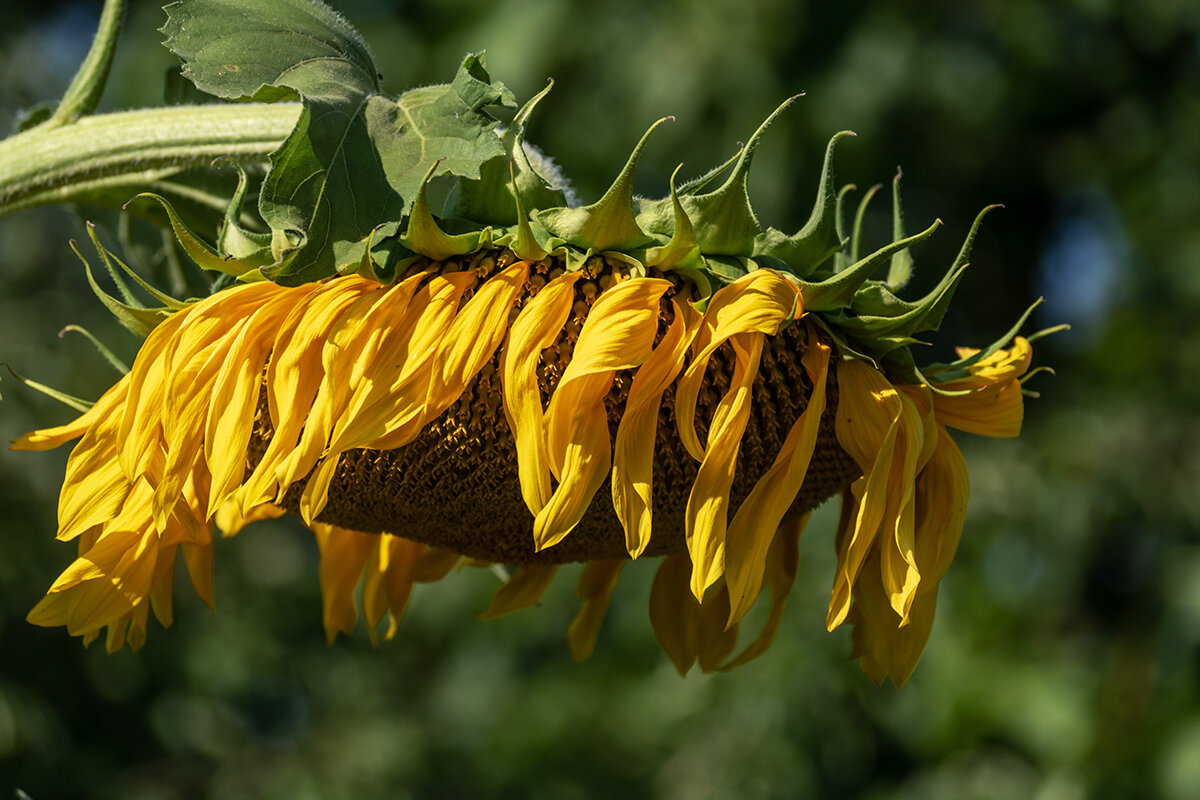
[11,0,1061,685]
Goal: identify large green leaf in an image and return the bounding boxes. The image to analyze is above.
[165,1,511,283]
[161,0,378,101]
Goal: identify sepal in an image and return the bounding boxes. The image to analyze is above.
[795,219,941,312]
[752,130,854,274]
[679,97,802,257]
[533,117,670,252]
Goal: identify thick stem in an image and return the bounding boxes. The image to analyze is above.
[0,103,300,216]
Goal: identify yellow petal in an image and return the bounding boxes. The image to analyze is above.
[154,336,230,533]
[361,534,425,644]
[695,583,738,673]
[11,377,127,451]
[566,559,624,661]
[181,539,215,611]
[213,500,285,538]
[204,287,305,511]
[478,563,559,619]
[648,553,700,675]
[878,390,926,624]
[333,270,476,452]
[720,513,806,670]
[501,271,583,515]
[848,548,939,687]
[535,278,673,551]
[149,543,179,628]
[310,522,376,643]
[271,276,418,500]
[116,310,189,480]
[612,297,701,557]
[675,270,800,460]
[725,332,829,624]
[239,278,378,507]
[912,424,969,589]
[828,358,901,630]
[932,379,1024,437]
[933,337,1032,438]
[410,547,462,582]
[56,425,131,541]
[427,261,530,416]
[685,331,764,601]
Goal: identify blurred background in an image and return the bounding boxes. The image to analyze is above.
[1,0,1198,797]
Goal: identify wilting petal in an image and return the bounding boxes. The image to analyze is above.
[828,358,901,630]
[238,279,381,508]
[685,331,764,601]
[205,287,307,511]
[11,378,127,451]
[56,425,131,541]
[694,584,739,673]
[878,390,925,624]
[272,280,402,502]
[310,522,376,643]
[848,548,939,687]
[725,332,829,624]
[932,379,1024,437]
[721,513,806,670]
[501,271,583,515]
[612,297,701,558]
[649,553,700,675]
[361,534,426,644]
[335,270,476,451]
[675,270,800,460]
[426,261,530,418]
[932,337,1032,438]
[912,425,969,589]
[567,559,625,661]
[535,278,672,551]
[479,563,559,619]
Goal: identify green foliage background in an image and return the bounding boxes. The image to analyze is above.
[1,0,1198,797]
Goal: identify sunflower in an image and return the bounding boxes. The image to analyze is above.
[10,41,1056,685]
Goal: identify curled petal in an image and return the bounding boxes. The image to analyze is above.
[535,278,672,551]
[567,559,625,661]
[725,332,829,624]
[612,297,701,558]
[686,332,764,601]
[502,271,583,515]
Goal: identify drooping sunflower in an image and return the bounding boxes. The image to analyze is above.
[9,6,1057,686]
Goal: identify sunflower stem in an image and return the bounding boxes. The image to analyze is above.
[0,103,300,217]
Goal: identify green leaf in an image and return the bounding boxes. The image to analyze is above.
[680,98,803,257]
[644,165,704,272]
[262,53,510,283]
[372,53,512,213]
[161,0,379,102]
[753,130,854,274]
[442,80,565,224]
[85,224,190,310]
[404,162,488,260]
[166,4,512,283]
[132,192,262,277]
